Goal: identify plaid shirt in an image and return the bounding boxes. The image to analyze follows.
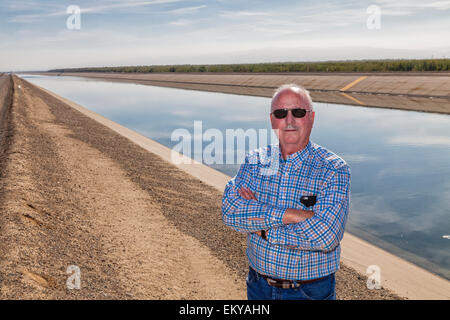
[222,141,351,280]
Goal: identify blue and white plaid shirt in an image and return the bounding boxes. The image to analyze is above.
[222,141,351,280]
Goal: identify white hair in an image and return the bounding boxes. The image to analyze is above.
[271,84,314,111]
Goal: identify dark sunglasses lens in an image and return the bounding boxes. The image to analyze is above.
[292,108,307,118]
[273,109,288,119]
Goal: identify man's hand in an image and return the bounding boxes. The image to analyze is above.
[238,187,257,201]
[282,208,314,224]
[238,188,265,237]
[238,187,263,222]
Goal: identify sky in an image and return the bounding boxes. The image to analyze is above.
[1,0,450,71]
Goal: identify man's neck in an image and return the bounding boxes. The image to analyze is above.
[280,141,309,160]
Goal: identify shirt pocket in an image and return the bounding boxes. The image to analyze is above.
[254,168,282,204]
[291,181,319,210]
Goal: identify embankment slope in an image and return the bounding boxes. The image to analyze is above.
[37,72,450,114]
[0,75,408,299]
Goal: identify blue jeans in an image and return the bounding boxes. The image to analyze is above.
[247,267,336,300]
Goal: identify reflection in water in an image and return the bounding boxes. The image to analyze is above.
[22,74,450,280]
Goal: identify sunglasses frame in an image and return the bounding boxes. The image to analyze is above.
[270,108,313,119]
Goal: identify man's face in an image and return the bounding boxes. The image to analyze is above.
[270,89,315,154]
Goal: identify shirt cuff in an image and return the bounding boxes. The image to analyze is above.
[266,206,286,227]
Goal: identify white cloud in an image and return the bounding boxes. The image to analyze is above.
[8,0,188,23]
[388,135,450,147]
[383,0,450,8]
[340,154,378,163]
[169,19,194,26]
[167,5,207,14]
[219,10,271,19]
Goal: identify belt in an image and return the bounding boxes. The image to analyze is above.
[258,271,327,289]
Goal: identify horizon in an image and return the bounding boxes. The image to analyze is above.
[2,0,450,72]
[9,56,449,74]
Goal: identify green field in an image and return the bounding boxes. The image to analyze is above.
[50,59,450,74]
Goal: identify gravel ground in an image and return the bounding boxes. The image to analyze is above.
[0,75,403,299]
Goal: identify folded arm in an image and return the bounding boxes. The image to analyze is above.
[221,157,288,233]
[268,166,351,252]
[221,156,315,233]
[237,187,315,235]
[221,181,286,233]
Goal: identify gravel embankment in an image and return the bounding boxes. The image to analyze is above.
[0,75,403,299]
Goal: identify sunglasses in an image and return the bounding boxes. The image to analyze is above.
[271,108,312,119]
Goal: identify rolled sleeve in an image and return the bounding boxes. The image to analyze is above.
[222,156,286,233]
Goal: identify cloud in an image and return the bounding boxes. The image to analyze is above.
[340,154,378,163]
[8,0,187,23]
[219,10,271,19]
[169,19,194,26]
[167,5,207,14]
[387,135,450,147]
[375,0,450,12]
[424,1,450,10]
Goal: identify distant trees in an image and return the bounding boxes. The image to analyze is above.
[49,59,450,74]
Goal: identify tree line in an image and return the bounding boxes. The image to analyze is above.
[49,59,450,74]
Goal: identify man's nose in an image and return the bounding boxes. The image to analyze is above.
[285,110,295,124]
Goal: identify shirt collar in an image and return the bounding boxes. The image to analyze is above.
[277,141,312,168]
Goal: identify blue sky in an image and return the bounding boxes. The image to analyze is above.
[1,0,450,71]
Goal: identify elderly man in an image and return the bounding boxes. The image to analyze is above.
[222,84,351,300]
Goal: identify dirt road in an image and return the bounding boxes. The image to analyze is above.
[0,75,402,299]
